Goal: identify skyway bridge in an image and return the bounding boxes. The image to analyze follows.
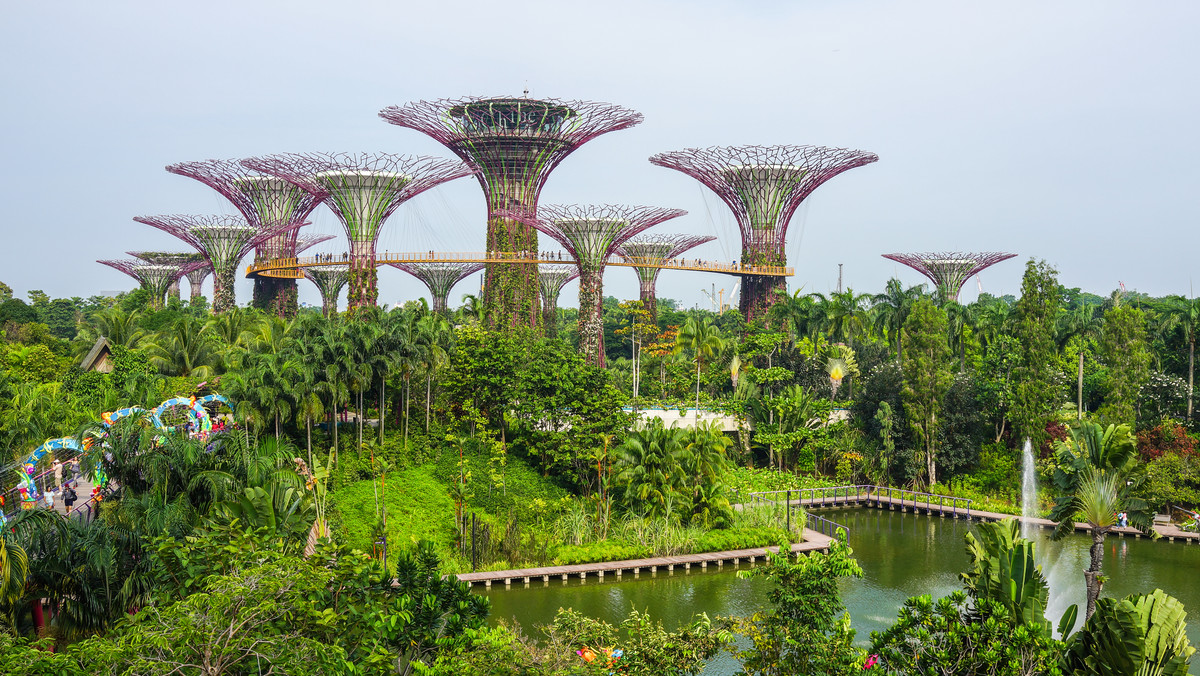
[246,251,794,279]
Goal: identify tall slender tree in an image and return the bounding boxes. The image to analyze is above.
[1159,296,1200,420]
[1011,260,1060,447]
[901,298,953,488]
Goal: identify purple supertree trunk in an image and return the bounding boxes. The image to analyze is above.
[500,204,686,365]
[650,145,877,322]
[380,96,643,331]
[618,234,715,324]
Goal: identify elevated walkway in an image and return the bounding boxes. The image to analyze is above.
[246,251,793,279]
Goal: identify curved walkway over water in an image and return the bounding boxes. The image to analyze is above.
[246,251,794,279]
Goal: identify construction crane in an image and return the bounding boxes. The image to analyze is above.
[701,281,740,312]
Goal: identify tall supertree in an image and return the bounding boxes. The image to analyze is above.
[617,234,716,323]
[379,96,643,329]
[128,251,206,302]
[538,265,580,338]
[243,153,473,311]
[98,259,189,310]
[881,252,1016,303]
[650,145,878,320]
[388,262,485,314]
[502,204,686,365]
[303,265,349,317]
[166,159,326,316]
[134,214,295,313]
[252,232,337,317]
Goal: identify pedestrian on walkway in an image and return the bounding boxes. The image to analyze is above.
[63,484,77,514]
[53,460,63,488]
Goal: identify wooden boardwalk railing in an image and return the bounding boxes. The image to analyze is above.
[748,485,974,521]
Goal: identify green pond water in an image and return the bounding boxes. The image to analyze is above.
[481,507,1200,674]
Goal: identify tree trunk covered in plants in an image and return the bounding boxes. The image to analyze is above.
[637,271,659,325]
[484,212,540,331]
[542,289,561,339]
[739,243,787,322]
[212,264,238,314]
[1085,527,1107,620]
[1189,339,1195,421]
[578,267,604,366]
[347,240,378,310]
[253,277,299,319]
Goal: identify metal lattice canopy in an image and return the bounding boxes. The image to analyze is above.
[98,259,185,308]
[166,159,326,257]
[881,251,1017,302]
[127,251,205,269]
[134,214,297,312]
[501,204,687,271]
[649,145,878,252]
[304,265,349,316]
[617,233,717,285]
[389,262,485,313]
[241,153,474,248]
[539,265,580,302]
[379,96,643,209]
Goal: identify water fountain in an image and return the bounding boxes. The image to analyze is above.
[1021,438,1038,540]
[1021,438,1079,634]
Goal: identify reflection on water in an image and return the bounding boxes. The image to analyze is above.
[481,507,1200,675]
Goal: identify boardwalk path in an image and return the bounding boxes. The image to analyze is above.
[457,531,834,587]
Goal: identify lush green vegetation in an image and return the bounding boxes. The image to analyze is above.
[1,260,1199,673]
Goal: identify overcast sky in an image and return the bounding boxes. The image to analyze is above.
[3,1,1198,311]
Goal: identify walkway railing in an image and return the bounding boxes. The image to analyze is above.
[246,251,794,279]
[806,511,847,540]
[746,489,850,539]
[748,485,973,521]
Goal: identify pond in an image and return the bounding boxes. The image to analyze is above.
[480,507,1200,674]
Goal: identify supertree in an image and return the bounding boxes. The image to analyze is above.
[166,159,326,316]
[502,204,686,365]
[303,265,349,317]
[881,252,1017,303]
[242,152,474,311]
[538,265,579,339]
[379,96,643,329]
[650,145,878,320]
[134,214,295,313]
[128,251,206,302]
[617,233,716,323]
[98,259,189,310]
[388,262,485,314]
[183,262,212,302]
[251,232,337,317]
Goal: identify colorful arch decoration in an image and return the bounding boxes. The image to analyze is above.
[15,393,234,502]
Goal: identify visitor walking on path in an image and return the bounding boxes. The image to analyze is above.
[52,461,63,488]
[62,484,77,514]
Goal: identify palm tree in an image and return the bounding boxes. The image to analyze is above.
[1159,296,1200,420]
[92,307,144,348]
[0,530,28,614]
[943,300,975,364]
[205,307,261,350]
[142,316,219,378]
[1056,303,1103,418]
[972,296,1012,350]
[417,313,453,431]
[676,317,724,419]
[871,279,924,361]
[814,289,871,345]
[1048,420,1154,621]
[769,289,820,344]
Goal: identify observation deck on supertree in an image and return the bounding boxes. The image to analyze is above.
[502,204,686,366]
[128,251,206,302]
[538,265,580,339]
[167,159,326,316]
[242,152,473,311]
[98,259,190,310]
[617,233,716,323]
[134,214,296,313]
[303,265,349,317]
[379,96,643,330]
[650,145,878,320]
[388,262,484,315]
[881,252,1016,302]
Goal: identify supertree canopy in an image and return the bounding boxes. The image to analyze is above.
[166,159,326,316]
[617,233,716,322]
[881,252,1016,302]
[304,265,349,318]
[134,214,295,313]
[379,96,643,329]
[98,259,187,310]
[538,265,579,339]
[650,145,878,320]
[243,152,473,310]
[389,262,484,314]
[128,251,206,302]
[503,204,685,366]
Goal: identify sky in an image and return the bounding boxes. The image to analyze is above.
[2,1,1198,311]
